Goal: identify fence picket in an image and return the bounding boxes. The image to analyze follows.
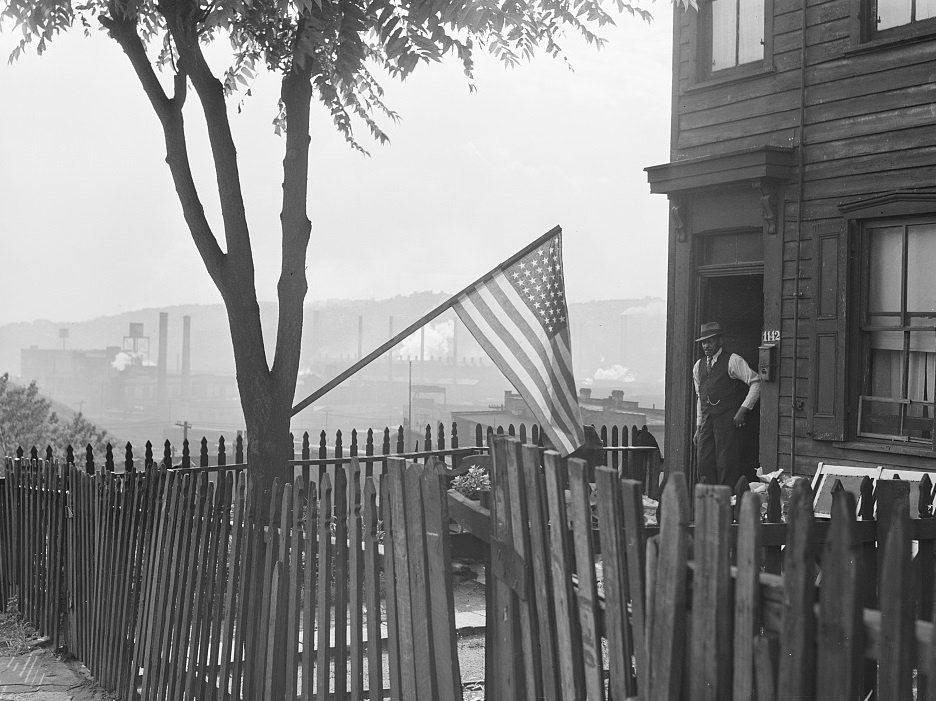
[316,474,335,700]
[878,480,913,701]
[816,488,862,700]
[348,461,365,701]
[362,478,383,701]
[567,457,604,701]
[334,466,351,699]
[776,479,817,699]
[647,472,690,701]
[543,451,586,700]
[523,444,560,701]
[732,492,762,701]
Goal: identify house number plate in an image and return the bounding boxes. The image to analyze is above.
[762,329,781,343]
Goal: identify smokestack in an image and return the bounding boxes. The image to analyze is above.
[157,312,169,409]
[182,315,192,400]
[358,315,363,360]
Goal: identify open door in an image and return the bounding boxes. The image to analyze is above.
[699,273,764,482]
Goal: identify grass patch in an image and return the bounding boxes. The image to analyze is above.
[0,598,38,656]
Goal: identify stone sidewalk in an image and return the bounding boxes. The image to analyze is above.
[0,647,111,701]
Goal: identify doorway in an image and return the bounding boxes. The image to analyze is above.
[699,272,764,481]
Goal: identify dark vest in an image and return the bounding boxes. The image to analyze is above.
[699,351,747,417]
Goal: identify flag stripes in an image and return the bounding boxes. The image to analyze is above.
[454,269,584,455]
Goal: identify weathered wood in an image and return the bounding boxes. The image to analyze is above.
[504,439,542,700]
[567,458,604,701]
[348,462,365,701]
[489,437,522,699]
[362,478,384,701]
[301,478,319,701]
[316,473,335,701]
[387,459,416,700]
[286,476,304,701]
[543,451,586,700]
[381,474,402,701]
[647,471,690,701]
[522,443,560,701]
[816,488,862,700]
[732,492,762,700]
[776,479,817,700]
[690,484,733,701]
[877,480,913,701]
[334,466,351,700]
[621,478,648,688]
[423,459,463,701]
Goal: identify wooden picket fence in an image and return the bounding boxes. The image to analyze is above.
[0,453,468,700]
[446,436,936,700]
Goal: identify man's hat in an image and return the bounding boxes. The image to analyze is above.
[696,321,724,342]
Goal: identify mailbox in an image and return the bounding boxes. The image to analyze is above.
[758,344,777,382]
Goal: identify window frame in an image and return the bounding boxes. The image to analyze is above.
[851,0,936,46]
[694,0,775,83]
[854,216,936,447]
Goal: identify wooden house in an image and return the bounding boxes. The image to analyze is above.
[645,0,936,480]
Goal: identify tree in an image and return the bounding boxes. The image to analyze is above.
[0,373,115,459]
[2,0,662,508]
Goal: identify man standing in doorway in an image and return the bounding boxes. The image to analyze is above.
[692,321,761,487]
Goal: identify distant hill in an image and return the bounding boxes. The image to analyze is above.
[1,294,666,405]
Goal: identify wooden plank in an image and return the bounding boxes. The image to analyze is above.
[301,478,318,701]
[334,466,351,699]
[316,474,335,700]
[286,476,304,701]
[263,561,282,701]
[184,478,216,699]
[732,492,762,701]
[542,451,586,700]
[620,478,648,690]
[348,463,365,701]
[422,459,462,700]
[567,458,604,701]
[776,479,817,699]
[504,439,542,700]
[595,466,636,699]
[877,480,913,701]
[523,444,560,701]
[403,462,437,700]
[690,484,733,701]
[362,478,384,701]
[754,633,777,701]
[388,458,418,700]
[647,471,690,701]
[489,437,522,699]
[764,479,783,574]
[816,489,862,700]
[203,472,233,701]
[219,475,248,701]
[381,472,403,701]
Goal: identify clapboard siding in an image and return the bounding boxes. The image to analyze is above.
[661,0,936,477]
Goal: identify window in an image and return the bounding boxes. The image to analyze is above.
[857,218,936,445]
[860,0,936,42]
[698,0,767,77]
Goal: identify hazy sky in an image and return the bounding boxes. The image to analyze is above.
[0,9,675,327]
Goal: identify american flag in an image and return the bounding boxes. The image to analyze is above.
[453,228,585,455]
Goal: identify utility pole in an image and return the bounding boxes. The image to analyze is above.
[175,420,191,443]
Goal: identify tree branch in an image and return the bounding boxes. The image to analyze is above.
[271,55,314,391]
[161,0,255,270]
[100,6,227,287]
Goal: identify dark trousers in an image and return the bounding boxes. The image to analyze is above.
[697,408,742,487]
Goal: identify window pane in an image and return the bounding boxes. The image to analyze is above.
[738,0,764,64]
[869,332,903,399]
[711,0,738,70]
[907,223,936,314]
[868,226,903,314]
[905,401,933,441]
[859,398,901,436]
[919,0,936,20]
[736,231,763,262]
[877,0,912,29]
[908,346,935,401]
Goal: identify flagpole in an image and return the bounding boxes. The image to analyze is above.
[291,225,561,416]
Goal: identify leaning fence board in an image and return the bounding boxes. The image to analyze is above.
[647,471,689,701]
[334,466,351,700]
[403,462,436,700]
[567,457,604,701]
[301,478,318,701]
[732,492,762,701]
[543,451,586,701]
[348,462,365,701]
[381,474,403,701]
[522,444,560,701]
[776,479,817,699]
[316,474,336,700]
[816,489,862,700]
[690,484,732,700]
[363,478,383,701]
[878,480,913,701]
